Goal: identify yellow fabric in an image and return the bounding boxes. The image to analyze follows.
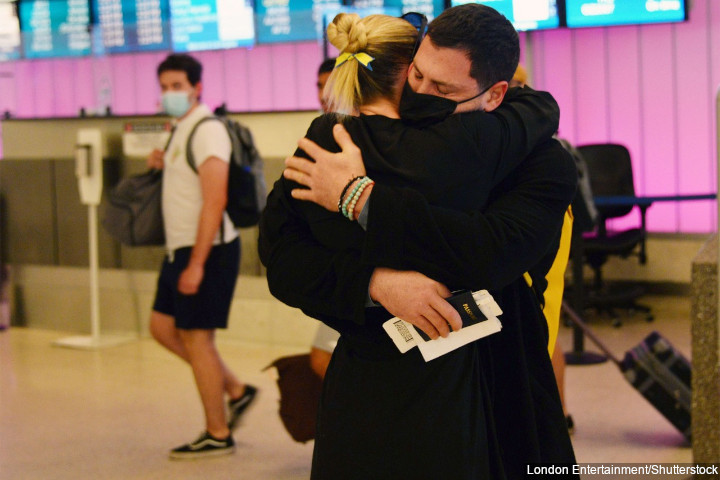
[542,206,574,357]
[335,52,375,69]
[513,64,528,86]
[523,272,533,287]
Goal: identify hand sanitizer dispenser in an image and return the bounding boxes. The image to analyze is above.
[55,128,134,349]
[75,129,103,206]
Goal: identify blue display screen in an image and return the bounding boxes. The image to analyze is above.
[449,0,559,31]
[19,0,92,58]
[381,0,445,21]
[565,0,686,28]
[255,0,341,44]
[331,2,401,16]
[0,2,21,61]
[169,0,254,52]
[92,0,171,54]
[325,4,403,20]
[320,4,404,41]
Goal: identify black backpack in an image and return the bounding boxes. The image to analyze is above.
[186,116,267,228]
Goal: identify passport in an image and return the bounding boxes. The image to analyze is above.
[382,289,503,361]
[414,290,487,341]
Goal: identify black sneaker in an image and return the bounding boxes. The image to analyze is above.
[169,431,235,460]
[228,384,258,432]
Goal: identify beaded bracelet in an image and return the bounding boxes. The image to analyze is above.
[348,180,374,221]
[343,177,372,220]
[341,177,371,218]
[337,175,364,213]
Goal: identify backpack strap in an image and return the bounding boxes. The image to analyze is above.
[150,126,176,175]
[163,126,176,151]
[185,116,224,173]
[185,115,232,243]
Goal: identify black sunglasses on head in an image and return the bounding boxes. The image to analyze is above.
[401,12,428,59]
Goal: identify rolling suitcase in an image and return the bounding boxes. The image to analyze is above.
[561,301,691,441]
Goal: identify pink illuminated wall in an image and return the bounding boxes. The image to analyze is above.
[532,0,720,233]
[1,0,719,233]
[0,41,324,147]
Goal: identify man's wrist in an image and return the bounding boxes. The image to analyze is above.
[353,184,373,226]
[368,268,384,304]
[339,176,374,221]
[341,177,372,220]
[337,176,364,213]
[187,251,207,269]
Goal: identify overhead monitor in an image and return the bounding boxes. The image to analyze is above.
[320,3,404,28]
[0,1,21,61]
[91,0,171,54]
[255,0,341,44]
[374,0,445,21]
[19,0,92,58]
[448,0,560,31]
[169,0,254,52]
[565,0,687,28]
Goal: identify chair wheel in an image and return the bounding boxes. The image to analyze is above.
[612,318,622,328]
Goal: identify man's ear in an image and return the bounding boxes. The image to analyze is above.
[483,81,509,112]
[193,81,203,103]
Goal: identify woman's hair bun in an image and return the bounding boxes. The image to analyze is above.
[327,13,368,53]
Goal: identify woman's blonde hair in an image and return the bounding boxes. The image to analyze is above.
[325,13,417,114]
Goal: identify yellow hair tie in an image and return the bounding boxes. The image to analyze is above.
[335,52,374,71]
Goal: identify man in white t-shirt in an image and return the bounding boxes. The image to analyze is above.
[147,54,256,460]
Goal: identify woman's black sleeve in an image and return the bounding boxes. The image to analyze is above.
[258,116,375,326]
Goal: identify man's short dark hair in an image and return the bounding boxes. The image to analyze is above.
[157,54,203,85]
[318,57,336,76]
[427,4,519,89]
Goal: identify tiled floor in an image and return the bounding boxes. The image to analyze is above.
[0,294,693,479]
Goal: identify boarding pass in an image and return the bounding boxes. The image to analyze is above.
[382,290,503,362]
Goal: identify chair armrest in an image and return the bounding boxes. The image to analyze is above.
[593,196,653,208]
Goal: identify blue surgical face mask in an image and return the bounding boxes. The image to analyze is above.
[161,91,192,118]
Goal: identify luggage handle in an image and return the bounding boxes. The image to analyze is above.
[561,300,623,367]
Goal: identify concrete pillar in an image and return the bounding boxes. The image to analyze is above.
[690,234,720,464]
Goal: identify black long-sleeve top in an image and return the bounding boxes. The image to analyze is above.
[259,87,576,333]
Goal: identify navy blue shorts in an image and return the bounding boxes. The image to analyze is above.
[152,238,240,330]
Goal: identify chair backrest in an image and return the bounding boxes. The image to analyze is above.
[577,143,636,220]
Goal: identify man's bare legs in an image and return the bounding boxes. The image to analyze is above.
[150,311,247,434]
[178,328,229,438]
[309,347,332,379]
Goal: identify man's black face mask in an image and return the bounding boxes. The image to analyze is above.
[398,81,458,127]
[398,81,490,128]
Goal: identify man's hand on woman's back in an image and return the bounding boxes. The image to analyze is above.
[285,124,365,212]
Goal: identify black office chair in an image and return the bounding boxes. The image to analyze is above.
[576,143,653,327]
[558,139,606,362]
